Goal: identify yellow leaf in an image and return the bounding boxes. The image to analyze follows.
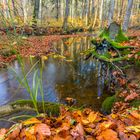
[41,55,48,60]
[88,112,98,123]
[125,125,140,133]
[65,59,73,62]
[23,118,41,126]
[82,119,89,125]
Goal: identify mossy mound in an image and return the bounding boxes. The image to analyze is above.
[102,95,116,114]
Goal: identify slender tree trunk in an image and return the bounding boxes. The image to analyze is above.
[60,0,64,21]
[99,0,104,28]
[63,0,70,30]
[122,0,133,31]
[75,0,78,18]
[39,0,42,23]
[93,0,99,28]
[3,0,10,18]
[33,0,40,24]
[11,0,17,16]
[22,0,28,24]
[85,0,88,26]
[119,0,124,21]
[108,0,115,26]
[56,0,59,20]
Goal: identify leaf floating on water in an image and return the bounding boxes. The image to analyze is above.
[65,59,73,62]
[41,55,48,60]
[53,54,66,59]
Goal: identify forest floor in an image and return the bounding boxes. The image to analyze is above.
[0,29,140,139]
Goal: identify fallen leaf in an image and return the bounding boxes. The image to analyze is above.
[96,129,119,140]
[125,125,140,133]
[35,123,51,136]
[130,111,140,120]
[75,123,84,136]
[23,118,41,126]
[88,112,98,123]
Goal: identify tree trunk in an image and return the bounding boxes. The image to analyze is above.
[92,0,99,28]
[85,0,88,26]
[33,0,40,24]
[108,0,115,26]
[56,0,59,20]
[11,0,17,16]
[99,0,104,28]
[118,0,124,21]
[3,0,10,18]
[38,0,42,24]
[22,0,28,24]
[122,0,133,31]
[75,0,78,18]
[60,0,64,21]
[63,0,70,30]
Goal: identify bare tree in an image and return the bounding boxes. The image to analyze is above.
[108,0,115,26]
[99,0,104,28]
[122,0,134,31]
[63,0,70,30]
[33,0,40,23]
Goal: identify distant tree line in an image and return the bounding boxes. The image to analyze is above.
[0,0,139,31]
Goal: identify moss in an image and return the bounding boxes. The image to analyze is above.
[11,99,80,116]
[0,48,16,57]
[130,100,140,108]
[102,95,116,114]
[99,28,110,39]
[115,28,128,43]
[99,26,129,43]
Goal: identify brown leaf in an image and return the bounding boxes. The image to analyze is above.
[75,123,84,136]
[35,123,51,137]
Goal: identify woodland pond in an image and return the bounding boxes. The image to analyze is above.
[0,36,110,107]
[0,36,140,128]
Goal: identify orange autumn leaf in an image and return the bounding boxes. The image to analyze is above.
[0,129,7,139]
[130,111,140,120]
[23,118,41,126]
[25,131,36,140]
[96,129,119,140]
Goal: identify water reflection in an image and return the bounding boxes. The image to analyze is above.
[0,36,110,110]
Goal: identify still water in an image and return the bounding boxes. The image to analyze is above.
[0,36,111,111]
